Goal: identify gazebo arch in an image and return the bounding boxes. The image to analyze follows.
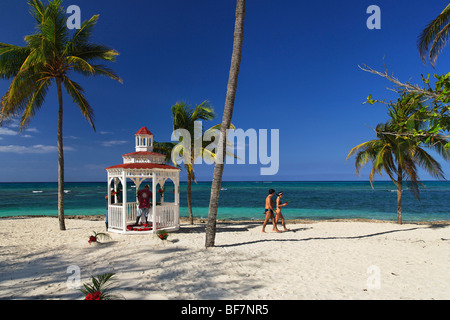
[105,127,180,234]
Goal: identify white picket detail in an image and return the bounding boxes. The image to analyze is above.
[155,203,178,230]
[108,202,179,233]
[108,204,124,230]
[126,202,138,222]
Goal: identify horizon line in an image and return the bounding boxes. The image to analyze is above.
[0,179,447,183]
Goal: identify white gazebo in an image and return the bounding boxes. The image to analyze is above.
[105,127,180,234]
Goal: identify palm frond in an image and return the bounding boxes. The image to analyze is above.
[19,77,51,130]
[413,146,445,180]
[79,272,122,300]
[417,4,450,66]
[66,14,99,50]
[90,64,123,83]
[0,44,31,79]
[65,55,95,73]
[192,100,216,121]
[27,0,46,25]
[346,140,377,161]
[35,0,68,54]
[422,134,450,161]
[63,77,95,131]
[1,69,43,119]
[70,43,120,63]
[171,101,192,131]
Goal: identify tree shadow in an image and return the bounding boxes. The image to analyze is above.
[216,227,422,248]
[178,221,307,234]
[0,237,263,300]
[425,223,450,229]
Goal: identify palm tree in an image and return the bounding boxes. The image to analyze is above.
[0,0,122,230]
[418,3,450,66]
[347,94,450,224]
[171,100,216,225]
[205,0,245,247]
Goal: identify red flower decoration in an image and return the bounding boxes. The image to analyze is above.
[158,232,168,240]
[88,236,97,243]
[85,291,102,300]
[158,188,163,194]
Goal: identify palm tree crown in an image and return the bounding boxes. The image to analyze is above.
[0,0,122,230]
[347,94,449,223]
[171,100,216,224]
[0,0,122,128]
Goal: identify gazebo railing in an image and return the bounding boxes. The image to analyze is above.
[109,204,124,230]
[155,203,178,230]
[126,202,138,222]
[108,202,179,232]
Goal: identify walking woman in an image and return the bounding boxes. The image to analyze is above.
[275,191,289,231]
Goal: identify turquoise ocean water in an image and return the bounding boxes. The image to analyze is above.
[0,181,449,222]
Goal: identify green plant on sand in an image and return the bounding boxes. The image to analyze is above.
[157,229,169,241]
[88,231,111,244]
[80,273,122,300]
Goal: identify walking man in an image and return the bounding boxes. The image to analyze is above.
[262,189,280,233]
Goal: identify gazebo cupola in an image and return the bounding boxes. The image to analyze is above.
[122,127,166,165]
[135,127,154,152]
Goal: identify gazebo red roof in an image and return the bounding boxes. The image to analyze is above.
[105,163,180,171]
[135,127,153,136]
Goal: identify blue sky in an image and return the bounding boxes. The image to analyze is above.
[1,0,450,182]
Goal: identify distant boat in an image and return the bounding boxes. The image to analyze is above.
[220,187,227,191]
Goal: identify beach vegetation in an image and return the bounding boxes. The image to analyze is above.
[0,0,122,230]
[88,231,111,244]
[347,93,450,224]
[170,100,216,225]
[157,229,169,240]
[360,64,450,146]
[360,2,450,149]
[79,272,122,300]
[418,3,450,67]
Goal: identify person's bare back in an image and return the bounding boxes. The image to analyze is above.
[262,189,280,233]
[265,194,273,210]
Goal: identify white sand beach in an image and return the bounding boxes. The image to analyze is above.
[0,216,449,300]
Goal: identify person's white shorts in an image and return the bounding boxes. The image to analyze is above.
[137,207,149,218]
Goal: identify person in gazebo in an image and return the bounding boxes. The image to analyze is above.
[136,184,152,225]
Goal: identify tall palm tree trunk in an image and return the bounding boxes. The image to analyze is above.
[205,0,245,247]
[397,167,403,224]
[56,77,66,231]
[187,175,194,225]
